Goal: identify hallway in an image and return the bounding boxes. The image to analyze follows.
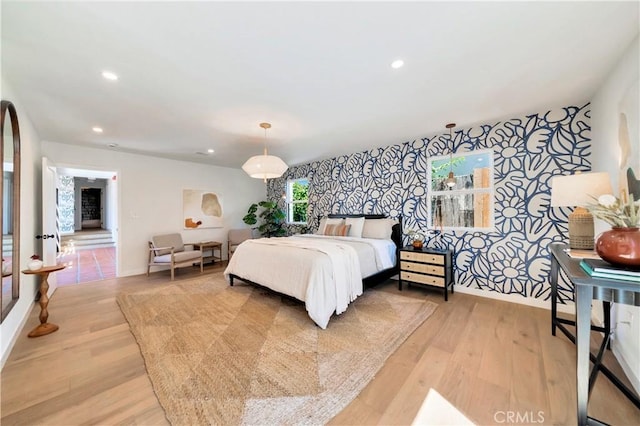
[56,247,116,286]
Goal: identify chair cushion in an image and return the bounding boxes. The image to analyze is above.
[152,233,185,255]
[153,250,202,264]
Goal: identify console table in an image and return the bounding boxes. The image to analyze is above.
[22,264,65,338]
[549,243,640,425]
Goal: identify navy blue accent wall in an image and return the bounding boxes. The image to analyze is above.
[267,104,590,301]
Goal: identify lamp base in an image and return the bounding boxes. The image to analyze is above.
[568,207,594,250]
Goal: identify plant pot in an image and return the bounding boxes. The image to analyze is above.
[28,259,43,271]
[595,227,640,267]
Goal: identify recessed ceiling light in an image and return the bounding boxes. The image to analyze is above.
[391,59,404,69]
[92,126,103,133]
[207,149,215,154]
[102,70,118,81]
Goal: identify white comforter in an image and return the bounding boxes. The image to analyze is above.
[223,235,396,329]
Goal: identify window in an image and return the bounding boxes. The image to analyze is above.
[428,149,494,229]
[286,178,309,224]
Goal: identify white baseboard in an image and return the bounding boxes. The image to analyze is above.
[452,285,576,315]
[1,299,36,370]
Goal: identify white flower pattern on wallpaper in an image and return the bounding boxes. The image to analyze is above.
[267,104,590,303]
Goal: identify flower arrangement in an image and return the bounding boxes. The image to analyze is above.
[405,229,424,249]
[405,229,425,243]
[587,193,639,228]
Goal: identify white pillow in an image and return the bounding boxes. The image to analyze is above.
[362,218,396,239]
[345,217,365,238]
[317,217,344,234]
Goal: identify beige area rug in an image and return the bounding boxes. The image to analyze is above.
[117,273,437,425]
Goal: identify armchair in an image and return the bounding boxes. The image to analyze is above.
[228,228,253,259]
[147,233,203,280]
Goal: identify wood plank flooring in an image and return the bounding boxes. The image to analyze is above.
[1,264,639,425]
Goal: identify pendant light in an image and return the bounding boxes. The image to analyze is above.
[445,123,457,189]
[242,122,288,182]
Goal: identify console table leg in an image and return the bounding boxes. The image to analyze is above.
[550,257,559,336]
[28,272,59,338]
[576,284,591,426]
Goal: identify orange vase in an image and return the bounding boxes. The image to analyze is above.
[595,227,640,267]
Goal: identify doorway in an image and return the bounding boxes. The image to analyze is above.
[52,167,118,286]
[81,187,102,229]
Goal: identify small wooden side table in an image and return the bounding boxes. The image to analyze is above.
[22,264,65,338]
[192,241,222,265]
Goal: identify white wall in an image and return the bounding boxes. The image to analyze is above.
[0,87,266,366]
[591,35,640,394]
[0,81,43,367]
[41,141,266,277]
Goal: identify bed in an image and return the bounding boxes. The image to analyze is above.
[223,214,403,329]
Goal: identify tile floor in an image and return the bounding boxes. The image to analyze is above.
[56,247,116,286]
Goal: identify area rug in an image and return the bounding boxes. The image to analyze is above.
[117,274,437,425]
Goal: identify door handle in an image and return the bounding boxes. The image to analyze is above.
[36,234,55,239]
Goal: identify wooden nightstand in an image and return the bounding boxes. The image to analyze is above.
[399,246,454,301]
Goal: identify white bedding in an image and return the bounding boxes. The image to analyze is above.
[223,235,396,329]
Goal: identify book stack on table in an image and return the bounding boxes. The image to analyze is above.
[579,258,640,282]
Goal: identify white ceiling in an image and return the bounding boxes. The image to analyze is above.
[2,1,638,169]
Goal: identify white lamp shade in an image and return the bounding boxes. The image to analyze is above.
[550,172,613,207]
[242,154,288,179]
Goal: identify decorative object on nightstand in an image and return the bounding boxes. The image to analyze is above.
[406,229,424,250]
[550,172,613,250]
[399,246,454,301]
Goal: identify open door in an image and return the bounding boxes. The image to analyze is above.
[41,157,59,296]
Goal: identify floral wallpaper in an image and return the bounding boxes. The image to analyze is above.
[58,175,75,233]
[267,103,590,302]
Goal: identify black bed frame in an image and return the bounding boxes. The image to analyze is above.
[228,213,403,289]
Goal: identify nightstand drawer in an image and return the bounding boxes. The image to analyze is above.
[401,271,445,287]
[401,261,444,276]
[400,250,445,265]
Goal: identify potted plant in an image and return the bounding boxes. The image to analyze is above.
[243,201,286,238]
[406,229,425,250]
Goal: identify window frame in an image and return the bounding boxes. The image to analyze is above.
[427,148,495,231]
[286,177,309,225]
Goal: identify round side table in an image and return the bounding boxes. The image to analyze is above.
[22,264,65,338]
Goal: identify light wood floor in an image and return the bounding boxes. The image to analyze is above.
[1,264,639,425]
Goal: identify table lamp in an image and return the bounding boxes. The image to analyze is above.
[550,172,613,250]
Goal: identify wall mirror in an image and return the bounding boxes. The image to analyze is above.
[1,100,21,322]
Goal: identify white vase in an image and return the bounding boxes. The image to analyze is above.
[28,259,43,271]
